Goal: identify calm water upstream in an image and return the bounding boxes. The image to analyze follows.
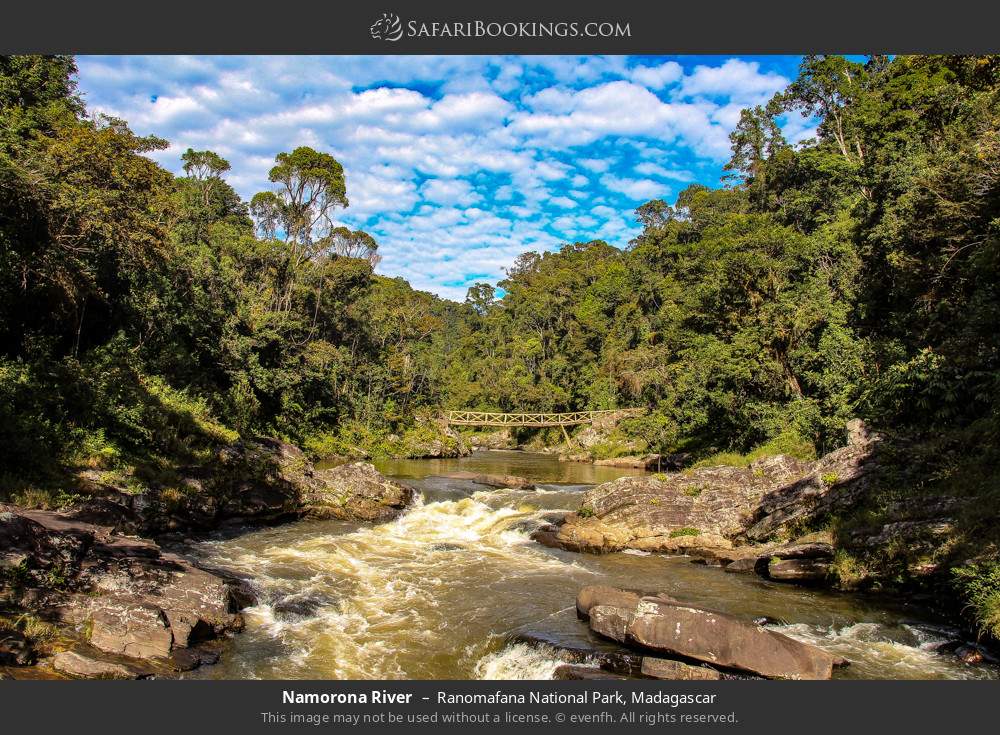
[186,451,997,680]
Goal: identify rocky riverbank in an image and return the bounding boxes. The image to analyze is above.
[529,421,1000,657]
[0,442,416,678]
[533,421,878,557]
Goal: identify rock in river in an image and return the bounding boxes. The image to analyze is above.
[587,593,838,680]
[444,471,535,490]
[305,462,414,522]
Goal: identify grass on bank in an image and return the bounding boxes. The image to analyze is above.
[691,430,817,469]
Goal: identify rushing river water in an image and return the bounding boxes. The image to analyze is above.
[186,451,996,680]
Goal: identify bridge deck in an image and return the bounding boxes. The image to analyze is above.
[444,409,642,427]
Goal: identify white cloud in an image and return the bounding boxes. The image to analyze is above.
[74,54,798,300]
[630,61,683,89]
[634,162,692,181]
[600,174,668,201]
[420,178,481,207]
[679,58,788,104]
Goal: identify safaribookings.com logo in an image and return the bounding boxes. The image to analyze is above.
[370,13,404,41]
[369,13,631,42]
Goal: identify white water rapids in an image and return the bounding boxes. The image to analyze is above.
[183,454,998,680]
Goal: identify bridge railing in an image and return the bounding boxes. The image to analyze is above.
[444,408,643,427]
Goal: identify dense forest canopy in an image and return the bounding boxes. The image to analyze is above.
[1,53,998,477]
[454,55,1000,459]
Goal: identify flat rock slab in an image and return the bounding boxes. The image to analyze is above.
[590,599,837,680]
[52,651,140,680]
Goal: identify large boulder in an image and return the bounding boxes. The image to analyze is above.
[534,423,879,554]
[305,462,414,522]
[589,598,838,680]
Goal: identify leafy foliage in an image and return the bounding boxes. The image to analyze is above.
[2,54,1000,632]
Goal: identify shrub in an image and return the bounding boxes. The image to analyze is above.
[669,527,701,538]
[953,562,1000,639]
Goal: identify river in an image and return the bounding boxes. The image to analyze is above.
[184,450,996,680]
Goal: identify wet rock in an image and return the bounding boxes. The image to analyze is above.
[0,629,35,666]
[510,632,644,676]
[273,595,325,619]
[52,650,140,679]
[553,664,630,680]
[577,586,642,621]
[954,644,986,665]
[168,645,221,672]
[223,577,258,611]
[640,657,721,680]
[589,598,837,680]
[444,472,535,490]
[767,558,831,583]
[306,462,414,522]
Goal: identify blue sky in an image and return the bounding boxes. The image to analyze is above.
[75,55,813,301]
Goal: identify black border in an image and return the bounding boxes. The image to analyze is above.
[2,0,997,54]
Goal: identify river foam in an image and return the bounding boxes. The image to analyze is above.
[186,462,999,681]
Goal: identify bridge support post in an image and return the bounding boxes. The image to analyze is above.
[560,424,574,448]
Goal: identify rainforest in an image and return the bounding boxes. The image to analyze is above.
[1,54,999,677]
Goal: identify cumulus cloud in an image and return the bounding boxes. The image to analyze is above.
[600,174,669,201]
[75,54,801,300]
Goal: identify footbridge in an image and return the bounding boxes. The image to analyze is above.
[443,409,644,428]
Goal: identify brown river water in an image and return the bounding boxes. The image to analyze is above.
[185,450,997,680]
